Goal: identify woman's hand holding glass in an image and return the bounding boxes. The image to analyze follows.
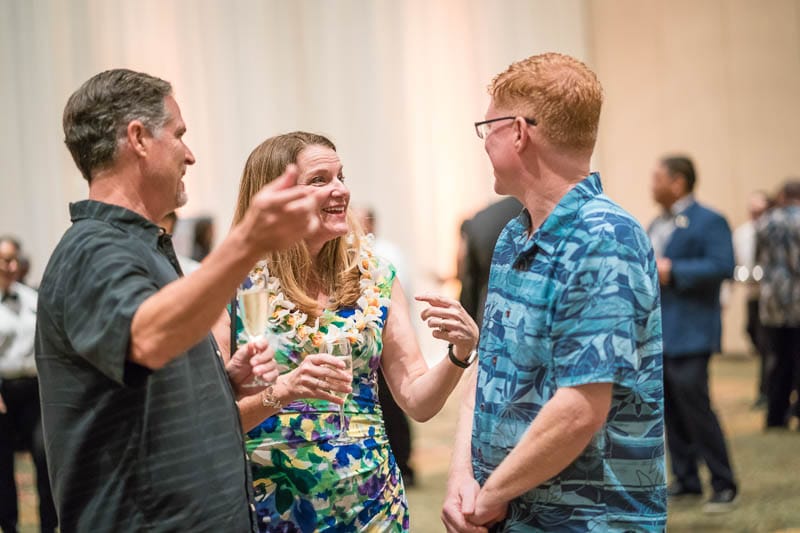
[253,352,352,405]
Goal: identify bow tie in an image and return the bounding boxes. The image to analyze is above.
[1,291,18,303]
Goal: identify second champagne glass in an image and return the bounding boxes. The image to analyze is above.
[326,339,355,445]
[238,272,270,388]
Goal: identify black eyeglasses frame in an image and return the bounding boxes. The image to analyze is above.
[474,116,537,139]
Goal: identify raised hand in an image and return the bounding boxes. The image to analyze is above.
[240,165,323,253]
[416,293,479,358]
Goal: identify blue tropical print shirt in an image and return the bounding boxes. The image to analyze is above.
[472,173,667,532]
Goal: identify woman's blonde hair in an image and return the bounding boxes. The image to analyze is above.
[233,131,363,318]
[490,52,603,153]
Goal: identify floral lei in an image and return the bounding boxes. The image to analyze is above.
[246,233,392,355]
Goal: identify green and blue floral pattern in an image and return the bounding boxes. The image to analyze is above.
[240,259,409,532]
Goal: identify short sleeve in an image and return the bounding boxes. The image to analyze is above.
[62,239,159,385]
[377,257,397,299]
[550,236,659,389]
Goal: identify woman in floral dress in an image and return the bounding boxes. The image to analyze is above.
[221,132,480,532]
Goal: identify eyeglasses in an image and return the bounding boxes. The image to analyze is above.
[474,116,537,139]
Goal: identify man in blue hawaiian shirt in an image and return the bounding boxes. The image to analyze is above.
[442,53,667,532]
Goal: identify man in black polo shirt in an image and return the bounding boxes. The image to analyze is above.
[35,69,320,531]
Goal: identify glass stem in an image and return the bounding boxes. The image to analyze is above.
[338,405,346,439]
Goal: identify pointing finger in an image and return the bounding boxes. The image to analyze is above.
[415,293,460,308]
[420,306,462,322]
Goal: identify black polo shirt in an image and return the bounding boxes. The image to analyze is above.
[35,200,256,532]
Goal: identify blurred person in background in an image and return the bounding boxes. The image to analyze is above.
[443,53,666,532]
[755,179,800,429]
[649,155,738,512]
[191,217,215,262]
[352,207,412,292]
[457,197,522,327]
[159,211,201,274]
[0,236,58,533]
[731,191,771,408]
[14,254,31,288]
[353,206,416,486]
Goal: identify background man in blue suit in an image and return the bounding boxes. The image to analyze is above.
[649,155,738,513]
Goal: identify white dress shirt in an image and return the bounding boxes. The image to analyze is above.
[0,281,38,378]
[649,194,695,258]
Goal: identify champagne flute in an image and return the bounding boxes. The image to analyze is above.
[238,272,270,388]
[326,339,355,445]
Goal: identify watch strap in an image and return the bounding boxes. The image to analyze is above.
[447,343,475,369]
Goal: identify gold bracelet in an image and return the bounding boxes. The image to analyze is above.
[260,385,282,410]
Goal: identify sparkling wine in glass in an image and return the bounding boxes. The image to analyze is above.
[326,339,355,445]
[238,272,270,388]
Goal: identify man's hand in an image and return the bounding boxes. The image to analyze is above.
[226,339,278,399]
[468,489,509,529]
[240,165,322,254]
[657,257,672,286]
[441,474,489,533]
[0,391,6,414]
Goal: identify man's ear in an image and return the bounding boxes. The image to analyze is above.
[126,120,148,157]
[513,117,530,153]
[671,173,689,195]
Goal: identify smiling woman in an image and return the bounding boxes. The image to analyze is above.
[295,144,351,257]
[230,132,363,316]
[221,131,481,532]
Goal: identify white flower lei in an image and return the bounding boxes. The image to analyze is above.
[247,233,392,355]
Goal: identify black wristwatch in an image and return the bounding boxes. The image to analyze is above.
[448,343,478,368]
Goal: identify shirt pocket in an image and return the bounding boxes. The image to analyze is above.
[486,300,550,374]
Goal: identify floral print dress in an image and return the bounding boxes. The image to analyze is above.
[240,257,409,532]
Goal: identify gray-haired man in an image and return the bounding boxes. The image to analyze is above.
[36,69,319,531]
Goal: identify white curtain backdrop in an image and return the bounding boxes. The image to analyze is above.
[0,0,590,288]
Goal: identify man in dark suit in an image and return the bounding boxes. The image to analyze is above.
[457,197,522,326]
[648,155,738,513]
